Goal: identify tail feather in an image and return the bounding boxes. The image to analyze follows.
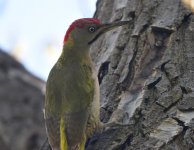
[60,117,86,150]
[68,135,86,150]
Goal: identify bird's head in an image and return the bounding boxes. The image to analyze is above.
[64,18,129,47]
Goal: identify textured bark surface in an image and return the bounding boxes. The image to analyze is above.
[86,0,194,149]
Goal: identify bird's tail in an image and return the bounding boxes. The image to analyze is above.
[67,141,85,150]
[68,136,86,150]
[60,120,86,150]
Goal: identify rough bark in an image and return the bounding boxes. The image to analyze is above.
[86,0,194,149]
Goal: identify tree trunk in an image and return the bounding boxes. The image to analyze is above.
[86,0,194,149]
[0,50,46,150]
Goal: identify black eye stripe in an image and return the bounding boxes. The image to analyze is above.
[88,26,96,32]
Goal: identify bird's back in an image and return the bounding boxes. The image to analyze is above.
[45,56,95,150]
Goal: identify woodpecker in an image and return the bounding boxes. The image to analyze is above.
[44,18,129,150]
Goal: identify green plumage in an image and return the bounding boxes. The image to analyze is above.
[45,43,100,150]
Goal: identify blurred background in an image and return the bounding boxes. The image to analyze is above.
[0,0,97,80]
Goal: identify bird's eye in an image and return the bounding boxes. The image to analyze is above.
[88,26,96,33]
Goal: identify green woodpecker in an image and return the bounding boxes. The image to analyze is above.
[44,18,129,150]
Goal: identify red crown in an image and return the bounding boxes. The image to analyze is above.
[64,18,101,43]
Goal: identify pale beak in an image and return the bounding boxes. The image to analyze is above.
[88,20,130,45]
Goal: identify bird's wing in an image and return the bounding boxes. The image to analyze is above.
[61,64,94,148]
[45,65,63,149]
[44,116,61,149]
